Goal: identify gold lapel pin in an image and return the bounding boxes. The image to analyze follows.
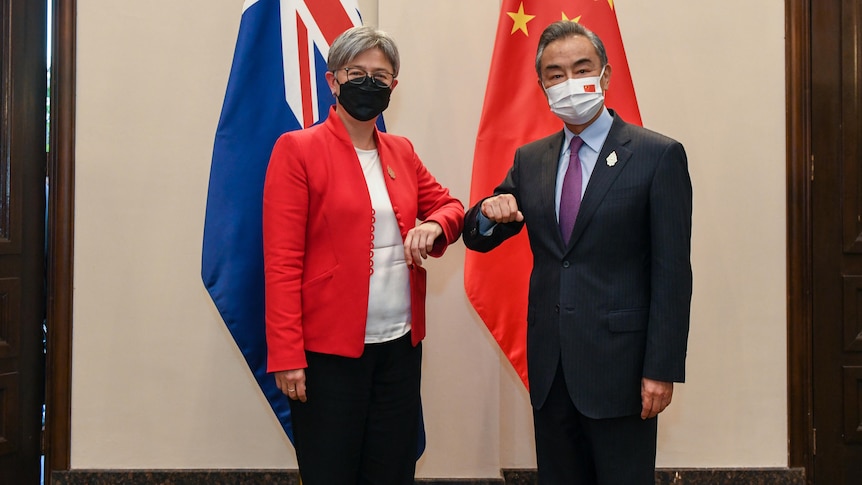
[387,165,396,180]
[606,151,618,167]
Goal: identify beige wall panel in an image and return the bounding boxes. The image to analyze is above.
[72,0,787,475]
[615,1,787,467]
[73,0,295,468]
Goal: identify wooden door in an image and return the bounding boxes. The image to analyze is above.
[810,0,862,483]
[0,0,48,483]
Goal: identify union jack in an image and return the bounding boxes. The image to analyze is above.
[258,0,361,127]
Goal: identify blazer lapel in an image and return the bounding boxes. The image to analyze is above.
[565,118,633,250]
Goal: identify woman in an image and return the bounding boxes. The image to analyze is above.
[262,26,464,484]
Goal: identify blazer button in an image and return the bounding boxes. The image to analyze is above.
[562,261,570,268]
[554,304,560,314]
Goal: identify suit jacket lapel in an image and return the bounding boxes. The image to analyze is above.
[566,117,633,251]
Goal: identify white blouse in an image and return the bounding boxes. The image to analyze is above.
[355,147,411,343]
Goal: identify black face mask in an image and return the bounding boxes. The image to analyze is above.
[336,76,392,121]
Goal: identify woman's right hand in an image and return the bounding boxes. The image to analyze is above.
[275,368,307,402]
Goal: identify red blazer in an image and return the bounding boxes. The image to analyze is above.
[263,107,464,372]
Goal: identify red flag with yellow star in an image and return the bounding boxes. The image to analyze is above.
[465,0,641,389]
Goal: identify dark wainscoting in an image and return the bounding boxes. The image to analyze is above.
[504,468,806,484]
[52,467,805,484]
[51,470,304,485]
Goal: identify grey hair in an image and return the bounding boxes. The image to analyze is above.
[535,21,608,77]
[327,26,400,76]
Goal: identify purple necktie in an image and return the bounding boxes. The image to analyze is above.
[559,137,584,245]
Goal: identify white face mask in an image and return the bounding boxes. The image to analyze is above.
[543,66,606,125]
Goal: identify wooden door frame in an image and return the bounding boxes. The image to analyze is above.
[37,0,816,478]
[786,0,814,478]
[44,0,75,475]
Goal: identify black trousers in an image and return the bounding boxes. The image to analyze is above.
[288,332,421,485]
[532,362,657,485]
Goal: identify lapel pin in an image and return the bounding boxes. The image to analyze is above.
[387,165,396,180]
[606,151,618,167]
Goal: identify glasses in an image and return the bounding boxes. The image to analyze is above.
[339,67,395,88]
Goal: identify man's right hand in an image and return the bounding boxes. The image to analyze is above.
[480,194,524,223]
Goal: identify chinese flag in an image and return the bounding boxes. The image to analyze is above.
[465,0,642,389]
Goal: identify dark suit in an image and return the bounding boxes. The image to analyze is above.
[464,111,692,482]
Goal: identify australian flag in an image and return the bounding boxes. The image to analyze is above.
[201,0,360,442]
[201,0,425,457]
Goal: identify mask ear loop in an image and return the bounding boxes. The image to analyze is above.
[597,65,607,94]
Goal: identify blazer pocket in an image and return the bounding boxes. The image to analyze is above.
[301,265,337,290]
[607,308,649,332]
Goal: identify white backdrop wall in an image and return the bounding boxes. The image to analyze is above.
[71,0,787,476]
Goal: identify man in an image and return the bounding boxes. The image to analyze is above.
[463,21,692,484]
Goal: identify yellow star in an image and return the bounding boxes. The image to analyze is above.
[609,0,615,10]
[507,2,536,36]
[562,12,582,23]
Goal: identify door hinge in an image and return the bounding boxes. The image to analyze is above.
[812,427,816,455]
[810,154,815,181]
